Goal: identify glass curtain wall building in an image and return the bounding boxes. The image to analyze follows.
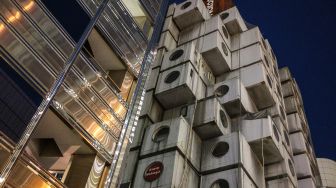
[0,0,168,187]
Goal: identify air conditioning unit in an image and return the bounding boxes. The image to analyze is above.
[200,31,231,75]
[231,43,271,71]
[151,48,167,69]
[266,177,296,188]
[298,178,317,188]
[158,31,177,51]
[290,132,309,154]
[140,90,163,123]
[265,150,298,187]
[201,167,260,188]
[162,16,180,41]
[201,132,264,188]
[284,96,300,114]
[294,153,314,178]
[140,117,201,170]
[155,62,206,109]
[162,103,196,125]
[145,67,160,91]
[218,7,247,35]
[226,62,276,109]
[193,97,231,139]
[231,27,266,51]
[161,41,198,72]
[121,149,139,184]
[133,151,199,188]
[214,77,257,117]
[198,56,215,85]
[130,117,152,149]
[240,116,283,164]
[173,0,210,30]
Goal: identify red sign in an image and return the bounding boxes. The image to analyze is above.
[143,161,164,182]
[203,0,235,15]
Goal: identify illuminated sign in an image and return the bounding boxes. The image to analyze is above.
[203,0,235,15]
[143,161,164,182]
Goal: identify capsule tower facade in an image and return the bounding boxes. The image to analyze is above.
[122,0,322,187]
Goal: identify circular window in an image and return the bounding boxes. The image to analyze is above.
[220,110,228,128]
[221,43,229,56]
[284,131,290,146]
[220,13,229,20]
[164,71,180,84]
[153,127,170,142]
[273,124,280,142]
[215,85,230,97]
[181,1,192,10]
[169,49,184,61]
[222,26,229,39]
[288,159,295,176]
[212,142,229,157]
[211,179,229,188]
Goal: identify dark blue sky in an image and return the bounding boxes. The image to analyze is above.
[233,0,336,160]
[173,0,336,160]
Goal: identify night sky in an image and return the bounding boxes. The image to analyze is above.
[235,0,336,160]
[172,0,336,160]
[1,0,334,160]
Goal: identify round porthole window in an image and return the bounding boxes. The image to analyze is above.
[153,127,170,143]
[181,1,192,10]
[220,110,228,128]
[222,26,229,39]
[211,179,230,188]
[212,142,229,157]
[215,85,230,97]
[169,49,184,61]
[220,13,229,20]
[164,71,180,84]
[221,43,229,56]
[288,159,295,176]
[273,124,280,142]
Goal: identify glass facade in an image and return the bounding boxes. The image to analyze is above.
[0,0,167,187]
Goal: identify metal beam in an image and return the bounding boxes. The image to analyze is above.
[0,0,110,186]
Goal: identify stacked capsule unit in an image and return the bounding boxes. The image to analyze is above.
[121,1,320,188]
[279,67,321,188]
